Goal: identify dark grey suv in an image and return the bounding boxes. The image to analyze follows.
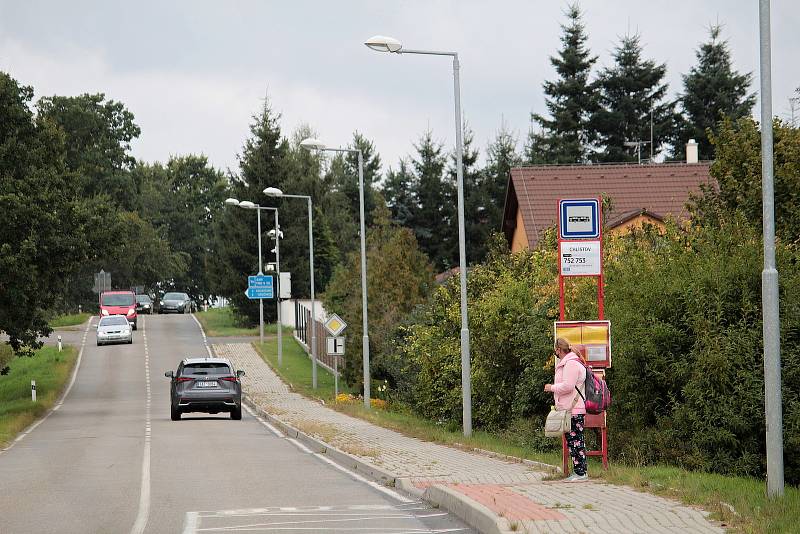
[159,292,193,314]
[165,357,245,420]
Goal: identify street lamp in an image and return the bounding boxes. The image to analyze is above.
[301,137,371,409]
[223,198,281,350]
[264,186,319,389]
[365,34,473,436]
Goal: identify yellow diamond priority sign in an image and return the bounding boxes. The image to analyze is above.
[323,313,347,336]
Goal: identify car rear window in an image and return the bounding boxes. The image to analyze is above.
[100,316,129,326]
[136,295,152,303]
[181,363,231,375]
[101,293,135,306]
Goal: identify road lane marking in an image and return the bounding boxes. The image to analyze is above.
[313,453,414,504]
[182,505,466,533]
[0,317,93,455]
[241,404,414,504]
[190,312,214,357]
[131,316,151,534]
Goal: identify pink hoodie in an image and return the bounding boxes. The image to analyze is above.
[552,351,587,415]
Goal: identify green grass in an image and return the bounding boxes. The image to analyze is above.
[0,345,78,447]
[254,338,355,399]
[195,307,292,337]
[252,337,799,533]
[49,312,91,328]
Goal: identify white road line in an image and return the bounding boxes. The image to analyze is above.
[0,317,93,455]
[190,312,214,357]
[131,316,151,534]
[182,511,200,534]
[287,438,313,453]
[243,405,284,437]
[313,453,414,504]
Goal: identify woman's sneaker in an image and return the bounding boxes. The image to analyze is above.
[564,473,589,482]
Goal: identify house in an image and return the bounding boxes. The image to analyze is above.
[502,145,714,252]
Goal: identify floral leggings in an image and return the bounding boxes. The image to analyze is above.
[565,414,587,476]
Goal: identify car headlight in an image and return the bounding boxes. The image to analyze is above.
[101,309,109,316]
[127,308,135,316]
[160,301,164,306]
[144,304,150,308]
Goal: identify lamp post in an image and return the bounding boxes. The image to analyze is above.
[224,198,280,347]
[268,222,284,367]
[300,138,371,408]
[758,0,783,498]
[365,35,472,436]
[264,187,318,389]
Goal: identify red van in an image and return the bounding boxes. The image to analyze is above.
[99,290,138,330]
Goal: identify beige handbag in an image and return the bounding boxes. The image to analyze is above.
[544,391,581,438]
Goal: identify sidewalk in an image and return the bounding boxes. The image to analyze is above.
[214,343,725,534]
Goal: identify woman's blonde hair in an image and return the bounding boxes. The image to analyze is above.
[555,337,570,353]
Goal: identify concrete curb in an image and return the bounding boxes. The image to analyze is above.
[243,393,522,534]
[424,484,512,534]
[242,395,397,486]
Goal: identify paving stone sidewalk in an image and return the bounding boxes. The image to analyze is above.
[215,342,725,534]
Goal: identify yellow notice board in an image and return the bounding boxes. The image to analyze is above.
[554,320,611,368]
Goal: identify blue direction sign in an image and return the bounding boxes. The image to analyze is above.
[245,274,274,299]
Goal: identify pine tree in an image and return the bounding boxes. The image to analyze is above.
[209,98,289,324]
[382,158,417,227]
[676,25,756,160]
[447,124,482,264]
[483,122,520,247]
[411,130,451,269]
[526,3,599,164]
[591,34,678,162]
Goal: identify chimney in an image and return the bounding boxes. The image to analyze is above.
[686,139,699,164]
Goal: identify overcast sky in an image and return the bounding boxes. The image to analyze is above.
[1,1,798,175]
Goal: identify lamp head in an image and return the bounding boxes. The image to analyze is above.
[364,35,403,53]
[224,198,240,206]
[238,201,256,209]
[263,187,284,197]
[300,138,326,151]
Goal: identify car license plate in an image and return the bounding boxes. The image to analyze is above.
[197,381,218,388]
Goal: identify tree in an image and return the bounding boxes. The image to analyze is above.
[335,132,382,227]
[526,3,599,164]
[410,130,452,269]
[675,25,756,160]
[137,155,228,301]
[693,116,800,241]
[0,73,97,354]
[209,99,289,324]
[447,123,484,264]
[322,202,434,391]
[591,34,678,162]
[36,93,140,208]
[480,122,520,257]
[382,159,417,227]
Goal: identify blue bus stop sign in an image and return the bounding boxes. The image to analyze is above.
[559,199,600,240]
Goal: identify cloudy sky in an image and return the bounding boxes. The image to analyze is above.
[1,1,798,174]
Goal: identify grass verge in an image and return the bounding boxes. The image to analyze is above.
[195,307,292,337]
[252,337,797,533]
[49,312,91,328]
[0,345,78,448]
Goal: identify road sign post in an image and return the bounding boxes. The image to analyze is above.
[556,197,608,472]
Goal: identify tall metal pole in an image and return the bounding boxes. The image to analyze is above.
[759,0,784,498]
[358,150,371,409]
[275,209,282,367]
[257,206,264,345]
[453,54,472,437]
[308,198,317,389]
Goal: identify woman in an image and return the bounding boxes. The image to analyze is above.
[544,338,588,482]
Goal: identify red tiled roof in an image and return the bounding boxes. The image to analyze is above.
[503,162,713,249]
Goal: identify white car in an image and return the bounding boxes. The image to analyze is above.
[96,315,133,346]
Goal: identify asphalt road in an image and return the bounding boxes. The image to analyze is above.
[0,314,473,534]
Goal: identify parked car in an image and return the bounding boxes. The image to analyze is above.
[164,357,245,420]
[96,315,133,346]
[99,290,137,330]
[135,294,154,314]
[158,292,193,314]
